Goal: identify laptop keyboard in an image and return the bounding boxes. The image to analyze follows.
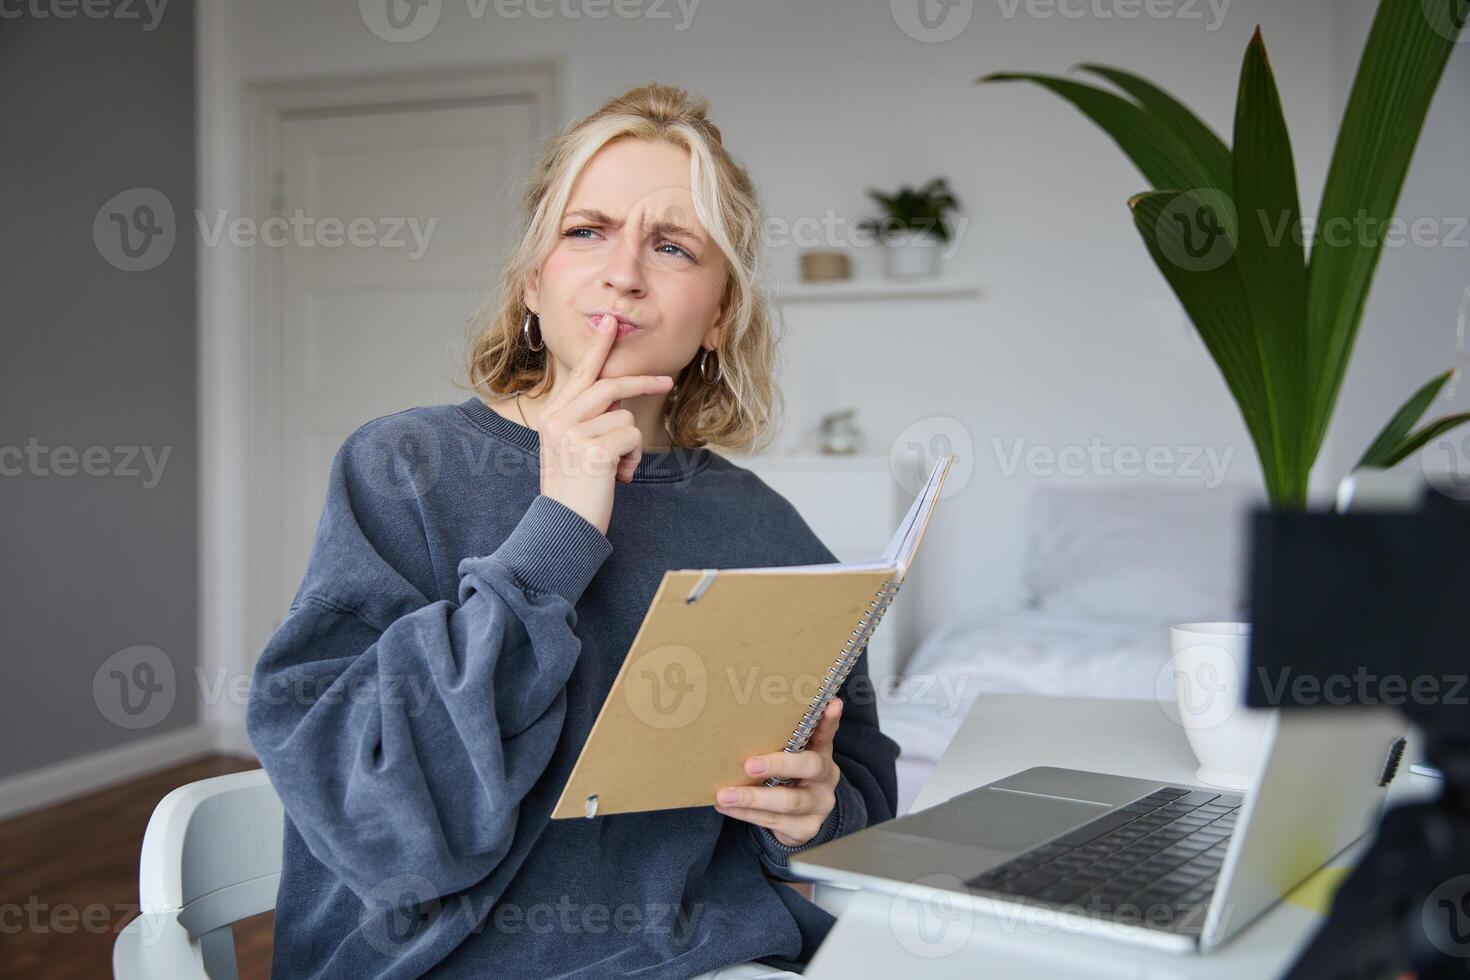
[963,786,1244,935]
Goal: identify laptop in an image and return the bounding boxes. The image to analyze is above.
[791,476,1416,954]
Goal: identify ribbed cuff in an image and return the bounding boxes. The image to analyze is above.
[488,495,613,605]
[753,774,864,878]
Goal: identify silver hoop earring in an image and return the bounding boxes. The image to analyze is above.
[699,347,722,384]
[521,310,544,352]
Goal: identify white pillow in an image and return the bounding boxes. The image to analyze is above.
[1023,484,1260,623]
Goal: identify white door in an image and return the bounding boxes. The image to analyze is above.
[274,98,540,620]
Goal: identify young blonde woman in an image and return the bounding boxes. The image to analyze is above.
[247,82,900,979]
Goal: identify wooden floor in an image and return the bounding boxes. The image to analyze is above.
[1,754,821,978]
[0,755,274,980]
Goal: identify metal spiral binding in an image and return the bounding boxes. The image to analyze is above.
[763,577,903,788]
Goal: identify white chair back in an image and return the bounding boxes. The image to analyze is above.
[112,769,283,980]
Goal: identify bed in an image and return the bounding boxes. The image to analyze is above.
[879,483,1263,815]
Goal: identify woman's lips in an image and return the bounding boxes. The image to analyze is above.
[585,314,642,338]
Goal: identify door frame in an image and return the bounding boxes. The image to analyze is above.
[203,60,562,751]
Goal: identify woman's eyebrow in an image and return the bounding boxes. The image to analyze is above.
[564,207,705,244]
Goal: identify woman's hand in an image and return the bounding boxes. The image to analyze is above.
[535,313,673,535]
[714,698,843,847]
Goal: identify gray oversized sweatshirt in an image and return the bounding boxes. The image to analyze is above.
[245,397,901,979]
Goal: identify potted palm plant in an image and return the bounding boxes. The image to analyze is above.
[981,0,1469,509]
[857,178,960,280]
[983,0,1469,789]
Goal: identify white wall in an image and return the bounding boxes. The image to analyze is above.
[199,0,1466,715]
[1323,0,1470,486]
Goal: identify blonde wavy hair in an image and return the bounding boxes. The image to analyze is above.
[461,82,784,454]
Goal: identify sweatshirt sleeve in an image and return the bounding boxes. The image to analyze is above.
[245,421,612,903]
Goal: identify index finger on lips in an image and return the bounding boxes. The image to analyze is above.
[543,313,618,416]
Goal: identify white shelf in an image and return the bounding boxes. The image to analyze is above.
[773,277,981,303]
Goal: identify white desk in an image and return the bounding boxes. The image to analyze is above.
[805,694,1437,978]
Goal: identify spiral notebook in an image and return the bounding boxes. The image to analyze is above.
[550,452,956,819]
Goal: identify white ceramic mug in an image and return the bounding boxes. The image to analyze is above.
[1161,622,1274,790]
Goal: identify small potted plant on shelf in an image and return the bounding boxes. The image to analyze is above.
[857,177,960,280]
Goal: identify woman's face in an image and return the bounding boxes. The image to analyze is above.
[524,137,728,385]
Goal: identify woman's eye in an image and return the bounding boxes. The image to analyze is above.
[564,227,692,261]
[657,241,695,261]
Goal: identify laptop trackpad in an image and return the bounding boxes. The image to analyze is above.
[890,787,1110,851]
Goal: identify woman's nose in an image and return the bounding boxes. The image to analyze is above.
[600,231,647,294]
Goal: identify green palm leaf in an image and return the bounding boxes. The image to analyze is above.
[978,73,1222,199]
[1073,63,1233,194]
[986,0,1468,506]
[1231,28,1310,506]
[1356,370,1455,468]
[1128,190,1280,496]
[1371,413,1470,469]
[1304,0,1466,463]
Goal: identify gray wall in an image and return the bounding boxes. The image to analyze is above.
[1,0,198,778]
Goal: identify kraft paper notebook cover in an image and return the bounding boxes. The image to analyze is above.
[551,452,956,820]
